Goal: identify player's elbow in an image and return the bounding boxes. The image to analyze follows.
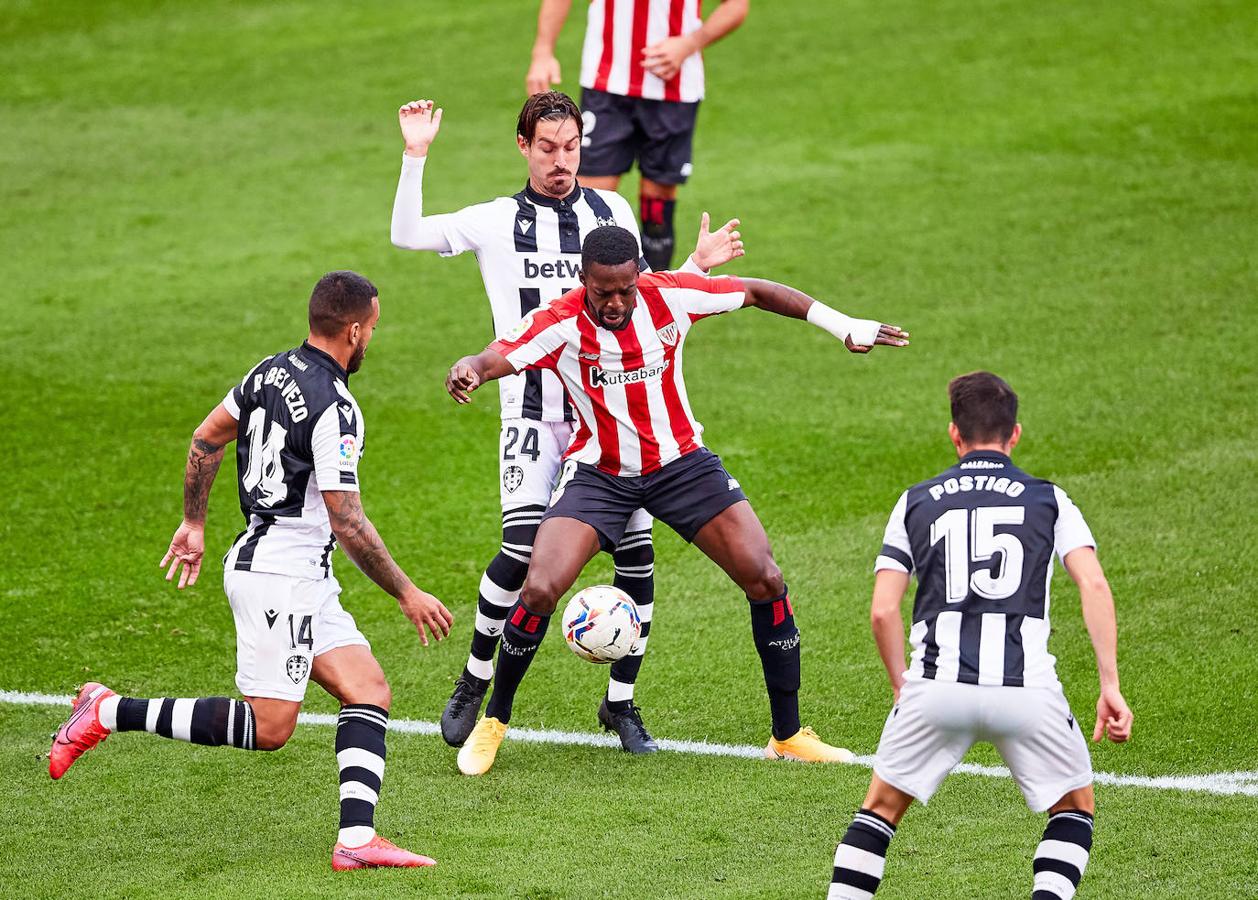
[1079,576,1113,604]
[390,230,420,251]
[870,604,900,631]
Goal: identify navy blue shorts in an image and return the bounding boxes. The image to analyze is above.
[580,88,699,185]
[544,448,748,551]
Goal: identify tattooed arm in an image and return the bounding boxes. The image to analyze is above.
[161,403,238,589]
[740,278,910,354]
[323,490,453,646]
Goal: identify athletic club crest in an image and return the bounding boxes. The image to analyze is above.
[503,465,525,493]
[286,655,309,684]
[656,323,678,346]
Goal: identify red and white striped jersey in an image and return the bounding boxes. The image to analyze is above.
[580,0,706,103]
[489,271,746,476]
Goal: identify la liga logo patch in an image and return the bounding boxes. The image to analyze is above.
[339,434,358,468]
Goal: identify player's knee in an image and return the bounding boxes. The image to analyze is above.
[744,556,785,601]
[345,674,392,711]
[254,715,298,751]
[520,577,561,616]
[1050,785,1095,816]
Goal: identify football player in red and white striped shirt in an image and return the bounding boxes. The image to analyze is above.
[444,226,909,775]
[526,0,750,271]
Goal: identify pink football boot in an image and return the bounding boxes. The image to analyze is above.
[49,682,115,779]
[332,835,436,870]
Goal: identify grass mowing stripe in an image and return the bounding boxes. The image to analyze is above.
[13,689,1256,798]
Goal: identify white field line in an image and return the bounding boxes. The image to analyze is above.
[8,689,1256,798]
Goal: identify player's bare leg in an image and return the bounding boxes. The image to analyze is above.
[692,500,852,763]
[828,775,913,898]
[1033,786,1095,900]
[458,517,601,775]
[312,645,435,870]
[242,696,300,750]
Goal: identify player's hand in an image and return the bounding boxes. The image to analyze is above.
[642,35,698,81]
[844,323,911,354]
[446,360,482,404]
[1092,686,1133,743]
[691,212,744,272]
[398,99,443,158]
[526,54,562,95]
[398,587,453,648]
[160,521,205,589]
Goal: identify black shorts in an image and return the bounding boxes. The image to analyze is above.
[580,87,699,185]
[544,448,747,551]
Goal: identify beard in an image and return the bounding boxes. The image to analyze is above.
[543,170,573,195]
[347,343,366,374]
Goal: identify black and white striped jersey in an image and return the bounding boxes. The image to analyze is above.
[394,154,644,422]
[875,450,1095,689]
[219,342,365,580]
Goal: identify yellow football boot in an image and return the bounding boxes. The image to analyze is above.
[764,726,854,763]
[456,716,509,775]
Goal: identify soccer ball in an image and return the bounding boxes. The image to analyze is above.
[562,585,640,664]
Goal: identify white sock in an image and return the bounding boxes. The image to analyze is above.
[607,678,636,704]
[338,825,375,847]
[97,694,120,732]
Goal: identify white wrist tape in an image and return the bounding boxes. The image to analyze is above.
[806,302,881,346]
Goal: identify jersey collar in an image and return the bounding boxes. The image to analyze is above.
[958,449,1011,465]
[299,341,349,381]
[521,181,582,209]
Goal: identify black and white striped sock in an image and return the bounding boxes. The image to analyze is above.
[608,528,654,711]
[829,808,896,899]
[1032,809,1094,899]
[335,704,389,848]
[97,695,255,749]
[465,506,543,683]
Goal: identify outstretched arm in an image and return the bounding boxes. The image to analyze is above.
[160,403,238,589]
[526,0,575,95]
[446,349,517,404]
[1063,547,1133,743]
[390,99,457,252]
[870,569,911,702]
[740,277,910,353]
[323,490,453,647]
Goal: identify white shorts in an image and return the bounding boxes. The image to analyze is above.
[499,418,650,532]
[224,570,369,702]
[873,679,1093,812]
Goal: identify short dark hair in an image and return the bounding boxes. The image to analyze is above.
[948,371,1019,444]
[308,270,377,337]
[517,90,583,144]
[581,225,640,271]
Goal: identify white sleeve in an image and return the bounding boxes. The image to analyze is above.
[874,490,914,573]
[390,155,488,256]
[222,389,240,419]
[657,272,747,319]
[1052,485,1095,562]
[678,254,707,276]
[311,404,361,493]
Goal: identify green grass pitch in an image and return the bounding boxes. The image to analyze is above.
[2,0,1257,896]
